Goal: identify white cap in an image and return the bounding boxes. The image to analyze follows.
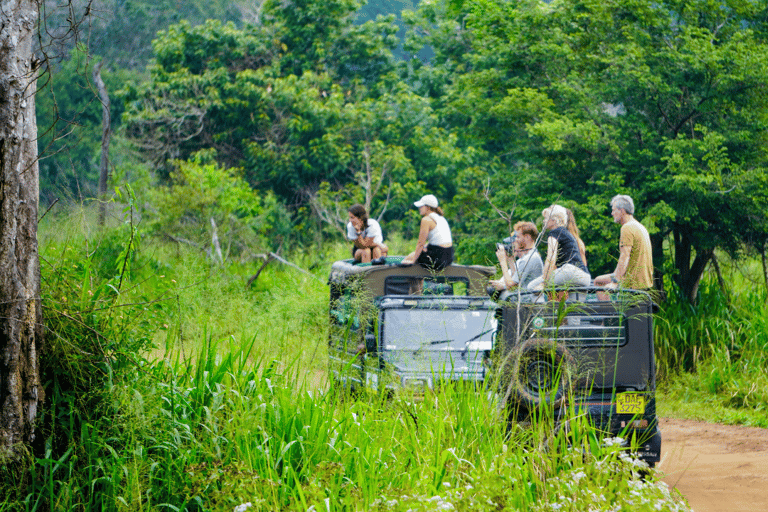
[414,194,439,208]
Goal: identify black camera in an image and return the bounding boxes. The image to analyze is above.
[499,233,517,254]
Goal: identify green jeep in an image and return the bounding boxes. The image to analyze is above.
[494,288,661,465]
[328,257,497,393]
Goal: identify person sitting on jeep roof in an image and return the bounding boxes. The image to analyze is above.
[489,221,543,298]
[347,204,388,264]
[593,194,654,291]
[401,194,454,271]
[527,204,591,291]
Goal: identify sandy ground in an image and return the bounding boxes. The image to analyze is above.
[657,418,768,512]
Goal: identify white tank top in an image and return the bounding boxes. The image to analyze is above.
[427,212,452,246]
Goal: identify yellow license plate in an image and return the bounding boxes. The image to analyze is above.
[616,392,646,414]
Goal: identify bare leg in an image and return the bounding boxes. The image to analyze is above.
[594,274,614,301]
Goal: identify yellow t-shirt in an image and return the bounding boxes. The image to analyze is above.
[619,219,654,289]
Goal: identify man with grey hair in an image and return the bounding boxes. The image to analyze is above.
[594,194,654,290]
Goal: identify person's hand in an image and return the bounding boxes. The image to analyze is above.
[495,245,507,261]
[401,255,414,265]
[489,279,505,291]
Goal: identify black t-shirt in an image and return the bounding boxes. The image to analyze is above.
[548,227,587,272]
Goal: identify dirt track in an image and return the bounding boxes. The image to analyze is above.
[658,418,768,512]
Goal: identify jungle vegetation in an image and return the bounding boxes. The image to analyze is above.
[5,0,766,509]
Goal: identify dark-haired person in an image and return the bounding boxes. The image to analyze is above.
[594,195,653,291]
[401,194,454,271]
[527,205,590,291]
[489,221,543,296]
[347,204,388,263]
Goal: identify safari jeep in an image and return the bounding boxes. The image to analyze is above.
[494,288,661,465]
[328,257,497,393]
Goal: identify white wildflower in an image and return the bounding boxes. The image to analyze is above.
[234,503,252,512]
[571,470,586,482]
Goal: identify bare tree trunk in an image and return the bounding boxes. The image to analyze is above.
[92,61,111,227]
[0,0,44,460]
[210,217,223,264]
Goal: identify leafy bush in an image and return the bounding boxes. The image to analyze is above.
[145,150,292,258]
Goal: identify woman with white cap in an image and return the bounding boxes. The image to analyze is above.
[401,194,454,271]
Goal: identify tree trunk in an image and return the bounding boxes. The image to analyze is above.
[682,250,713,304]
[650,233,666,299]
[0,0,44,460]
[672,228,714,304]
[92,61,111,227]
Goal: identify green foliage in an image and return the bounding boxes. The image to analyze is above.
[262,0,399,83]
[655,272,768,426]
[411,0,768,294]
[1,216,695,510]
[36,46,137,204]
[40,0,243,69]
[125,12,472,244]
[145,151,292,255]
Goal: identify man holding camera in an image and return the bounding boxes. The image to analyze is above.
[489,221,543,298]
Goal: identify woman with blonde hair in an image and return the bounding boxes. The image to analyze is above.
[566,208,588,269]
[527,205,590,291]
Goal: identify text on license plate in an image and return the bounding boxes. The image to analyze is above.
[616,392,645,414]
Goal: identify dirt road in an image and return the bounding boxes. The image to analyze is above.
[658,418,768,512]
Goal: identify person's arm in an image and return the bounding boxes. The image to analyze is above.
[348,219,365,248]
[541,237,559,285]
[349,219,377,249]
[355,234,376,249]
[613,244,632,283]
[496,246,518,289]
[402,216,434,264]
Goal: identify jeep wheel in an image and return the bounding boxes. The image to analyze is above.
[509,338,574,410]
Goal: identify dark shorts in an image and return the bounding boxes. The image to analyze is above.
[417,245,454,271]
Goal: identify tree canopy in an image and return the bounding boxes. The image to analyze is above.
[39,0,768,302]
[418,0,768,301]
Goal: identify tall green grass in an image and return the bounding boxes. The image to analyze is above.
[655,274,768,426]
[0,212,689,511]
